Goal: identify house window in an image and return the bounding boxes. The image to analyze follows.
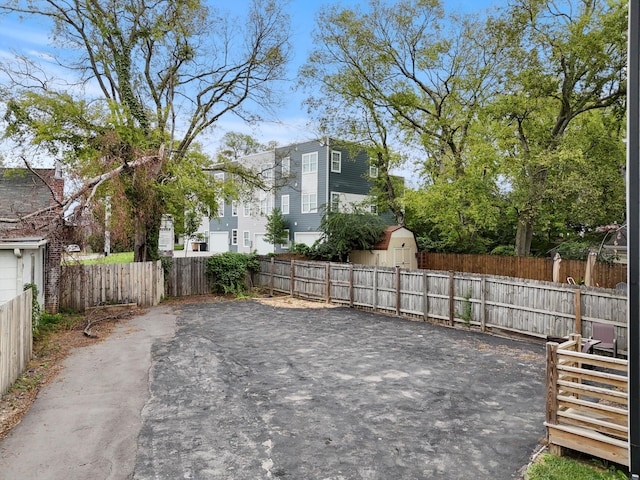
[302,193,317,213]
[281,157,290,176]
[331,151,341,173]
[243,203,251,217]
[281,194,290,214]
[302,152,318,174]
[370,204,378,214]
[231,229,238,245]
[331,192,340,212]
[281,229,290,249]
[261,163,273,181]
[216,202,224,217]
[260,197,273,216]
[243,231,250,248]
[214,172,224,182]
[232,201,238,216]
[369,164,379,178]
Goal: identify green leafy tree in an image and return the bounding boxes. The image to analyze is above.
[301,0,506,244]
[315,207,387,262]
[488,0,627,256]
[264,208,289,252]
[0,0,291,261]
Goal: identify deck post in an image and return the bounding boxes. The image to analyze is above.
[546,341,560,454]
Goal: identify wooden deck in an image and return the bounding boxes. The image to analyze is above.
[546,334,628,466]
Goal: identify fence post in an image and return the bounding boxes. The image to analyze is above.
[574,288,582,335]
[349,264,354,308]
[270,257,275,296]
[396,266,401,316]
[290,259,295,297]
[325,263,330,303]
[373,266,378,311]
[480,277,487,332]
[423,271,429,322]
[448,270,455,326]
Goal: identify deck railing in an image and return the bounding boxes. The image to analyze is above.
[545,334,629,466]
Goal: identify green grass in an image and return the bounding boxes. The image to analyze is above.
[80,252,134,264]
[527,454,628,480]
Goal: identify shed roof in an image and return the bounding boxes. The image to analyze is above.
[372,225,411,250]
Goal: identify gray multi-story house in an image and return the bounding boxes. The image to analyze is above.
[207,139,391,254]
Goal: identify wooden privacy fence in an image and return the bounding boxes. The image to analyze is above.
[0,290,32,396]
[256,258,628,351]
[165,257,213,297]
[546,335,628,466]
[417,252,627,289]
[60,261,164,311]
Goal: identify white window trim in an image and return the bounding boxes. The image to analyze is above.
[231,229,238,245]
[243,203,251,217]
[243,231,250,248]
[213,172,224,182]
[331,150,341,173]
[302,193,317,214]
[370,164,379,178]
[330,192,340,212]
[217,203,224,217]
[232,200,238,216]
[281,194,290,215]
[281,157,290,176]
[302,152,318,174]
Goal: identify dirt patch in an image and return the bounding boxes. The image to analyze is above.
[0,312,131,439]
[254,294,337,309]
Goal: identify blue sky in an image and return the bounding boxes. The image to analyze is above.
[0,0,506,162]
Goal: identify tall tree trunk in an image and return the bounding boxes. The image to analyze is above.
[515,215,534,257]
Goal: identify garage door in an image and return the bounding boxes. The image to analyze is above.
[0,251,18,304]
[253,234,272,255]
[209,232,229,253]
[294,232,321,247]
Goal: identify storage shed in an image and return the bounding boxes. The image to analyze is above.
[0,237,48,306]
[349,226,418,269]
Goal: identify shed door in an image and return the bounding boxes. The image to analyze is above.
[393,247,411,267]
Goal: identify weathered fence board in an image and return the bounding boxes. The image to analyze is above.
[417,252,627,289]
[61,261,164,311]
[257,258,628,351]
[0,290,32,396]
[165,257,213,297]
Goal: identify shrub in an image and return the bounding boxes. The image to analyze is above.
[206,252,260,294]
[23,283,41,332]
[490,245,517,256]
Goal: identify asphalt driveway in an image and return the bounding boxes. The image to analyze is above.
[136,300,545,479]
[0,299,546,479]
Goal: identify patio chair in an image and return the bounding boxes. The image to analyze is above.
[589,322,618,357]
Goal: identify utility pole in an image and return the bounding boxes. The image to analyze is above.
[628,1,639,476]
